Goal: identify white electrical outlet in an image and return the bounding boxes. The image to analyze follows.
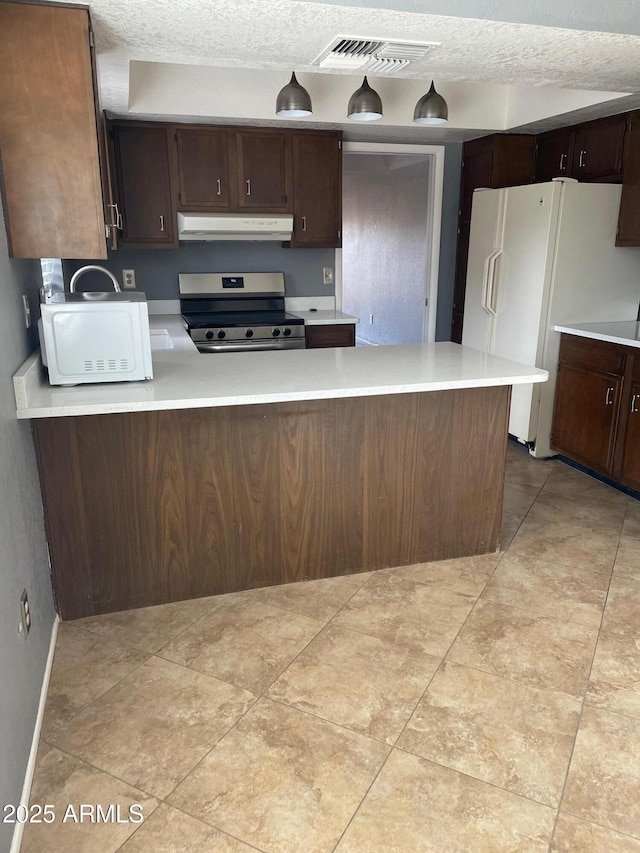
[22,294,31,328]
[369,313,374,324]
[323,267,334,286]
[122,269,136,289]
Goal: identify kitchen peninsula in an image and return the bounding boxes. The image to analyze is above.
[15,321,547,619]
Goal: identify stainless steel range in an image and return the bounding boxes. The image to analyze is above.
[179,272,305,353]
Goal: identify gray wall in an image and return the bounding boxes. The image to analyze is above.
[342,155,431,346]
[435,143,462,341]
[64,243,336,300]
[0,209,56,853]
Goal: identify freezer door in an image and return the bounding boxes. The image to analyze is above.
[490,182,561,440]
[462,188,505,353]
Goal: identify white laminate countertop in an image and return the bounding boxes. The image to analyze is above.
[288,309,359,326]
[14,315,547,419]
[554,321,640,349]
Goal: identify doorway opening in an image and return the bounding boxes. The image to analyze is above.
[338,142,444,345]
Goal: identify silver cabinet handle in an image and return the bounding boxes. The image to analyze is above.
[579,149,586,168]
[108,203,123,230]
[216,178,222,196]
[559,153,567,171]
[246,179,251,196]
[605,386,614,405]
[302,216,307,232]
[632,394,639,413]
[159,215,165,232]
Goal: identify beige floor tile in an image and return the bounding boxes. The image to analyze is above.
[544,464,630,504]
[335,749,556,852]
[586,631,640,719]
[481,553,608,627]
[601,575,640,639]
[159,597,323,693]
[505,445,555,489]
[501,512,523,550]
[563,705,640,838]
[508,515,619,575]
[233,572,372,622]
[386,553,500,596]
[529,488,627,532]
[447,599,598,698]
[552,814,640,852]
[49,656,255,799]
[267,624,439,744]
[71,595,225,654]
[615,536,640,581]
[21,744,158,853]
[623,506,640,540]
[41,624,148,738]
[332,570,476,657]
[503,481,541,517]
[119,804,256,852]
[397,660,579,807]
[169,697,389,853]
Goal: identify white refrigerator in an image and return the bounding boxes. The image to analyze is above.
[462,179,640,458]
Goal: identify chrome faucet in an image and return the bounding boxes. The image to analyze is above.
[69,265,122,293]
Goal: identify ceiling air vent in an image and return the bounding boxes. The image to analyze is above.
[313,37,440,75]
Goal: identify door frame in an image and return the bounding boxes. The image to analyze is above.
[337,142,445,343]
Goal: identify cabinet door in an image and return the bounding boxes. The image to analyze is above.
[551,365,621,473]
[572,116,625,181]
[235,130,292,211]
[289,132,342,247]
[306,324,355,348]
[110,124,176,248]
[534,129,574,182]
[176,127,231,210]
[0,3,106,259]
[619,378,640,490]
[616,112,640,246]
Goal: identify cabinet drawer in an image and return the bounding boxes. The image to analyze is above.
[558,335,626,376]
[306,324,355,349]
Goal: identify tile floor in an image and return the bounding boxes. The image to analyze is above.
[21,443,640,852]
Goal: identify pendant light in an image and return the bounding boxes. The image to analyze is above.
[413,81,448,125]
[347,76,383,122]
[276,72,312,117]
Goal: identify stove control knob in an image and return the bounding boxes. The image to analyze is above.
[245,329,254,338]
[205,330,214,340]
[217,330,226,339]
[283,327,292,337]
[272,328,281,337]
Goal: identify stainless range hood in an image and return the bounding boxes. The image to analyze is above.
[177,212,293,241]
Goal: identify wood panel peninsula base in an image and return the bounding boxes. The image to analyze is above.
[34,386,511,619]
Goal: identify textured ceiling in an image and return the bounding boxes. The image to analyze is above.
[77,0,640,123]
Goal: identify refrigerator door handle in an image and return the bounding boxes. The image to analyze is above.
[483,250,502,317]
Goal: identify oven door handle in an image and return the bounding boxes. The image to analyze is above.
[195,339,306,353]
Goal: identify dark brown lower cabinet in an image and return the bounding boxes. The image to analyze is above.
[551,333,640,489]
[305,324,355,348]
[33,386,510,618]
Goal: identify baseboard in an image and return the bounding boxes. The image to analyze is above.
[10,614,60,853]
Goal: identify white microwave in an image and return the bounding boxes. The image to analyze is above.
[38,292,153,386]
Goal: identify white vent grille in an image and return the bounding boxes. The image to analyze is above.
[313,36,440,74]
[83,358,130,373]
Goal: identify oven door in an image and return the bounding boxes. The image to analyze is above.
[195,338,306,353]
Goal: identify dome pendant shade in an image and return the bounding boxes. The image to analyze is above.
[347,76,383,122]
[413,81,448,125]
[276,72,312,117]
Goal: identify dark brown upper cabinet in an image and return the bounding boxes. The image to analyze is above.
[572,115,626,181]
[616,111,640,246]
[533,128,575,182]
[176,127,231,210]
[109,122,177,249]
[235,130,292,212]
[0,2,107,259]
[285,131,342,248]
